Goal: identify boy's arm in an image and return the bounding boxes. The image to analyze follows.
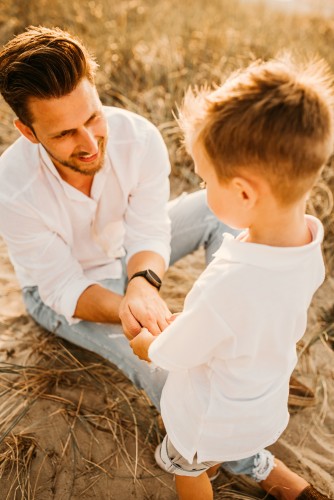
[129,328,156,362]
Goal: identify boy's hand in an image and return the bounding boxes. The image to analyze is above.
[129,328,156,362]
[167,312,181,324]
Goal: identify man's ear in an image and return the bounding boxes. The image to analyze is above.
[231,177,258,209]
[14,119,39,144]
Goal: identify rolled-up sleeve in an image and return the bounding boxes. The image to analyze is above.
[0,200,97,322]
[123,124,171,268]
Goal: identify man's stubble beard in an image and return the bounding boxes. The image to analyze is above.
[44,137,107,176]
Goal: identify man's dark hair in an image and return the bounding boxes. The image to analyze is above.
[0,26,98,125]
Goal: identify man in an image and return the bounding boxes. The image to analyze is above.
[0,26,229,409]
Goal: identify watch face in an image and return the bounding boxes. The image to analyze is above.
[147,269,162,285]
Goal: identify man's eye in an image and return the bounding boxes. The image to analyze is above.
[199,181,207,189]
[55,131,71,139]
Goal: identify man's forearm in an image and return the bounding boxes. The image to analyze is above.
[74,284,123,323]
[74,252,168,331]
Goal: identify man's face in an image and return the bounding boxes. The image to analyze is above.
[25,78,108,177]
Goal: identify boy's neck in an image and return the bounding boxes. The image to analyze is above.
[244,200,312,247]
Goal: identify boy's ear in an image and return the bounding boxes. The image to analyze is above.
[14,119,39,144]
[231,177,258,209]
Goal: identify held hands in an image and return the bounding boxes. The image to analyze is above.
[129,328,155,362]
[119,278,172,340]
[129,311,180,362]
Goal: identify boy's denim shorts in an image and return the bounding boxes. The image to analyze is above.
[159,435,276,481]
[159,435,220,477]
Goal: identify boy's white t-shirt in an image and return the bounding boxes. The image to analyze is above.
[149,215,325,463]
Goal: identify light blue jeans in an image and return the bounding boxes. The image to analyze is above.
[22,190,275,480]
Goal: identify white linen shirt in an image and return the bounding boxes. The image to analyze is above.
[0,107,171,321]
[149,215,325,463]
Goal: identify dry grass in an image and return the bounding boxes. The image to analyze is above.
[0,318,175,498]
[0,433,37,500]
[0,0,334,498]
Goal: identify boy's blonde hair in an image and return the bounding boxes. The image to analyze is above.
[179,56,334,204]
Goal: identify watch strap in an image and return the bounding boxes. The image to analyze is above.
[128,269,162,290]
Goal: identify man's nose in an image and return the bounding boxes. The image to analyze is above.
[78,127,99,153]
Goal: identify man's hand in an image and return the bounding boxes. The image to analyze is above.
[129,328,155,362]
[119,278,172,339]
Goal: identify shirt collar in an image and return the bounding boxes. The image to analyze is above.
[38,144,111,201]
[213,215,323,270]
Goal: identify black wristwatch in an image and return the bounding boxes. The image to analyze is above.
[128,269,162,290]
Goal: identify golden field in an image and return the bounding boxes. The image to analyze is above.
[0,1,333,498]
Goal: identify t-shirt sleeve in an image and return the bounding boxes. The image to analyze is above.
[148,295,235,371]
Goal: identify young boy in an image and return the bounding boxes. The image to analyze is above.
[130,56,333,500]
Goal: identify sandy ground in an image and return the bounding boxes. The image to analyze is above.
[0,230,334,499]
